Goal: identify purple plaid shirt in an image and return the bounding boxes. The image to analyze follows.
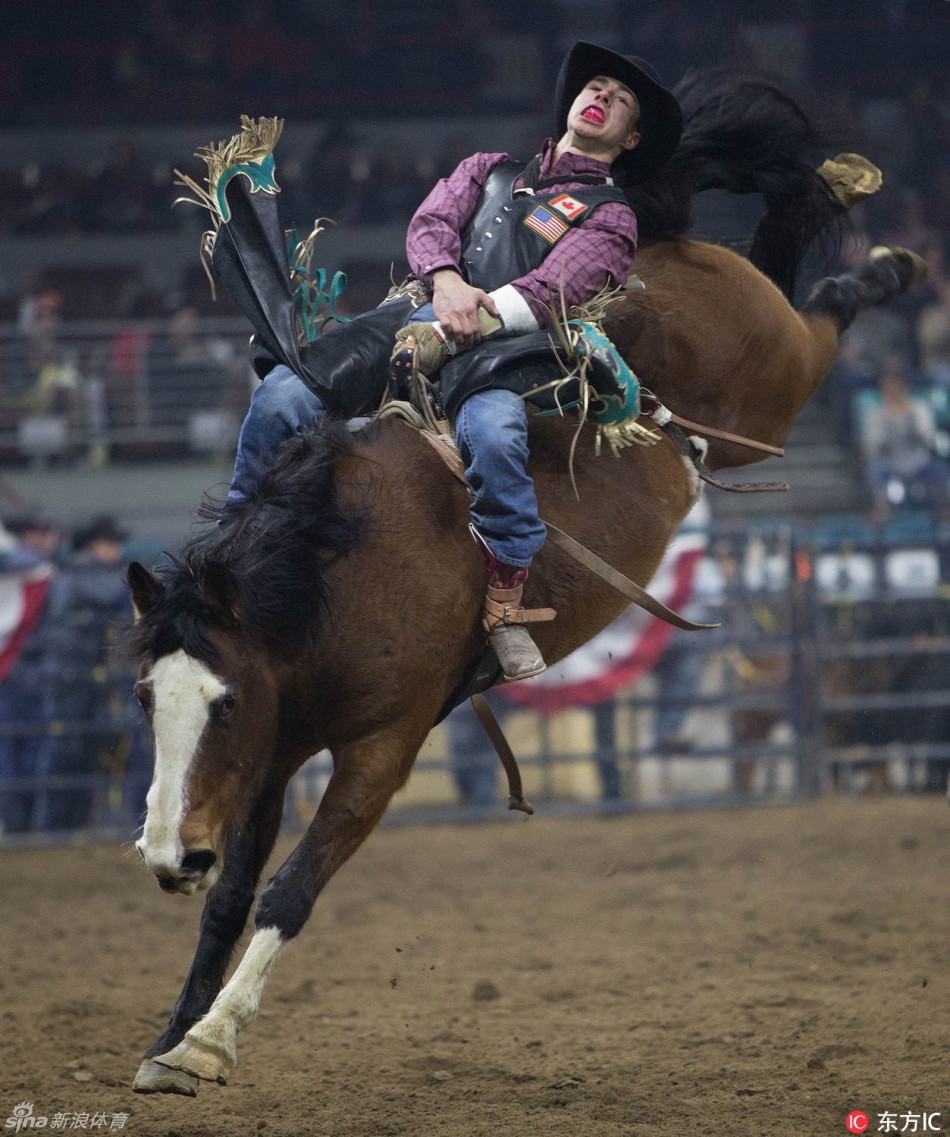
[406,141,638,327]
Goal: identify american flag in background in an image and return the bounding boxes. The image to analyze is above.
[0,565,52,683]
[523,206,569,244]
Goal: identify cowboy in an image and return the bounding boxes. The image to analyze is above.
[217,42,682,680]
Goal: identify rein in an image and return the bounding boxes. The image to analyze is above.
[470,693,534,815]
[643,393,791,495]
[660,420,790,494]
[651,406,785,457]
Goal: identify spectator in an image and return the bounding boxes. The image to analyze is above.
[146,306,236,439]
[916,243,950,387]
[76,138,166,233]
[0,515,59,834]
[355,142,430,226]
[40,515,139,831]
[652,627,712,758]
[860,364,949,520]
[16,290,86,448]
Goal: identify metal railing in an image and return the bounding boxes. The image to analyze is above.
[2,520,947,845]
[0,317,253,465]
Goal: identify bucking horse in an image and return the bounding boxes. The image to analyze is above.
[125,69,925,1094]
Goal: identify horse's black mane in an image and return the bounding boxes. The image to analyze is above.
[629,65,846,298]
[128,419,368,662]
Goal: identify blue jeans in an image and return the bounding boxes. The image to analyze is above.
[229,353,545,567]
[229,365,328,503]
[454,388,545,568]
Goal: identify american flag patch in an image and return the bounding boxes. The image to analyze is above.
[523,206,569,244]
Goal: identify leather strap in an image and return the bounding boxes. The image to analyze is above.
[544,524,718,631]
[470,693,534,815]
[484,584,556,629]
[661,410,785,457]
[662,421,789,494]
[392,418,716,630]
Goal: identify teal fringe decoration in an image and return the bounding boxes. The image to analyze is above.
[288,227,350,342]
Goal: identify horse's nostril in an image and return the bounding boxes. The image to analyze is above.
[181,849,217,876]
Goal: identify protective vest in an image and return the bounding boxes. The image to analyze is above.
[460,159,631,294]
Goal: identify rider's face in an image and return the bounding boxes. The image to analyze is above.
[566,75,642,160]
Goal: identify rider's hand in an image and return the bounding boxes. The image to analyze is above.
[431,270,500,351]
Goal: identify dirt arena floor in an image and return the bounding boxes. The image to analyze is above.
[3,795,950,1137]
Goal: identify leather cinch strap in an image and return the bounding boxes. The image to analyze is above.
[471,693,534,815]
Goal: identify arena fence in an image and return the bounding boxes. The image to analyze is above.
[0,316,252,466]
[2,518,947,847]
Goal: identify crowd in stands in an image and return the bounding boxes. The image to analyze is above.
[0,288,252,466]
[824,217,950,520]
[0,513,152,835]
[3,1,948,232]
[1,0,949,509]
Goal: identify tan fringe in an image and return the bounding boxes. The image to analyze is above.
[595,418,661,458]
[567,281,627,324]
[172,116,285,299]
[288,219,329,287]
[174,115,284,222]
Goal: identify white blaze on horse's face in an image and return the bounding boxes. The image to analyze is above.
[135,649,226,895]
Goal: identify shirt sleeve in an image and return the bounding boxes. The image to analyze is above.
[405,152,511,287]
[509,200,639,327]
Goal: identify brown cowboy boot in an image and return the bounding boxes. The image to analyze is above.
[481,558,556,682]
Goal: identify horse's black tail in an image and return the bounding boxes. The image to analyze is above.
[628,66,850,299]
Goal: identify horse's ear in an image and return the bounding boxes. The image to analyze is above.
[199,562,243,625]
[128,562,165,620]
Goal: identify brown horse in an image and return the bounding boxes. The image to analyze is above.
[126,74,925,1095]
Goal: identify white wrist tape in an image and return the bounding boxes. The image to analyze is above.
[488,285,540,335]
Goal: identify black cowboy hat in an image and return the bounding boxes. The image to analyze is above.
[554,41,683,184]
[5,513,58,537]
[72,514,129,551]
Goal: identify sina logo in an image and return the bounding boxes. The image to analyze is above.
[5,1104,47,1132]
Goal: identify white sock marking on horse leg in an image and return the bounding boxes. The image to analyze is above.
[184,927,285,1063]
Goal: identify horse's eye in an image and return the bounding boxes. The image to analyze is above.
[214,694,237,720]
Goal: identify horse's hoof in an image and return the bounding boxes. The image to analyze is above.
[869,245,928,286]
[132,1060,199,1096]
[153,1040,231,1085]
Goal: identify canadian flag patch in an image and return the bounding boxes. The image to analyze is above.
[548,194,589,222]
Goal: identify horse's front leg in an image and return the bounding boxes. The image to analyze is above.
[152,723,423,1085]
[133,788,284,1095]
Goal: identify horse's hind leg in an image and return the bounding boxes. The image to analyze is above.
[802,245,927,330]
[152,721,425,1085]
[133,787,285,1095]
